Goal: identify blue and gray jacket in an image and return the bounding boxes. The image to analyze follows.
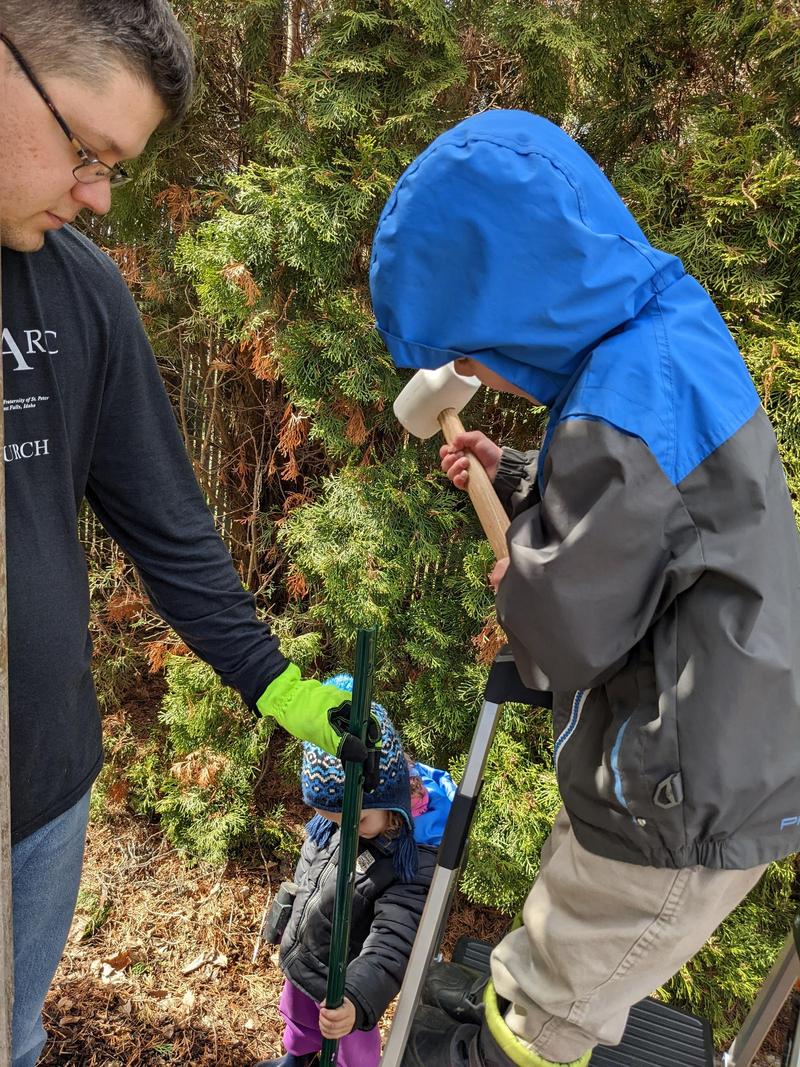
[370,109,800,870]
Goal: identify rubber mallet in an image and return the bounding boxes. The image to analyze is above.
[393,362,510,560]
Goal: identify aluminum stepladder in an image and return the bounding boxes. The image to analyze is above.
[380,646,800,1067]
[380,646,549,1067]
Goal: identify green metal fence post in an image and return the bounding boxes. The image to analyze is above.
[319,626,378,1067]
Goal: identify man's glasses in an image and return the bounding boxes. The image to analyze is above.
[0,31,130,187]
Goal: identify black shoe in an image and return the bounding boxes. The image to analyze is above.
[400,1004,482,1067]
[400,1003,533,1067]
[252,1054,318,1067]
[421,960,490,1025]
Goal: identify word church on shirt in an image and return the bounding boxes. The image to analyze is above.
[4,439,50,463]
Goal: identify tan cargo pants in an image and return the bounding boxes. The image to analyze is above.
[491,808,767,1063]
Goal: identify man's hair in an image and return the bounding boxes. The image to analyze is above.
[2,1,195,126]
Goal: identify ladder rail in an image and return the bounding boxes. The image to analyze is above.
[379,697,503,1067]
[722,932,800,1067]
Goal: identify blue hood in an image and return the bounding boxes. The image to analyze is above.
[370,110,759,484]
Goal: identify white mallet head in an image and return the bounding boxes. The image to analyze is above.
[393,363,481,440]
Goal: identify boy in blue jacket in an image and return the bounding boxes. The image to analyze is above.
[369,109,800,1067]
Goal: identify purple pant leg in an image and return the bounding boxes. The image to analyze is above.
[279,981,382,1067]
[337,1018,382,1067]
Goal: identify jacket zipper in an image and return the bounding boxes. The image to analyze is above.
[554,689,591,770]
[554,690,635,818]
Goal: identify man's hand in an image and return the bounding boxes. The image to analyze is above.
[256,664,381,762]
[440,430,502,489]
[319,997,357,1039]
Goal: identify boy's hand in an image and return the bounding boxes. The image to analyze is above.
[440,431,502,489]
[319,997,357,1038]
[489,557,510,591]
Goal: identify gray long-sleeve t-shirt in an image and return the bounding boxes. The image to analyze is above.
[3,226,287,844]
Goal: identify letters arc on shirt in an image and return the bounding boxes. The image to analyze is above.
[2,326,58,464]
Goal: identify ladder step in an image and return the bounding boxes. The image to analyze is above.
[589,999,714,1067]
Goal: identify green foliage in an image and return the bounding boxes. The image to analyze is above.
[259,803,303,867]
[277,455,503,763]
[127,657,274,864]
[177,0,467,459]
[73,889,114,943]
[456,707,562,913]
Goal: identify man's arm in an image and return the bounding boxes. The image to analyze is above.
[85,283,369,758]
[86,289,285,706]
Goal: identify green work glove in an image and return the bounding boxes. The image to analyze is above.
[256,663,381,765]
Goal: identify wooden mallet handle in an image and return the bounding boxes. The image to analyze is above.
[438,408,510,561]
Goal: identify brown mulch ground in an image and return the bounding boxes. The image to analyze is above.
[39,794,509,1066]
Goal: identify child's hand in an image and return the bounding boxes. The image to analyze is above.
[440,431,502,489]
[489,557,510,591]
[319,997,357,1038]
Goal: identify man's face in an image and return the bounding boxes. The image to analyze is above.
[0,47,165,251]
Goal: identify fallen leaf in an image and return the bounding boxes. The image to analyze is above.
[181,951,212,975]
[102,949,132,971]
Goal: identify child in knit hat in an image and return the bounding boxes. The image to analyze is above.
[255,676,449,1067]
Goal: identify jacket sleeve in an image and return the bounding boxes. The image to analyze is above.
[343,860,432,1030]
[496,419,700,692]
[85,284,287,707]
[493,447,539,519]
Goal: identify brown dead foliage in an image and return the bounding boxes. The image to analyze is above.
[146,639,191,675]
[472,617,507,666]
[169,752,228,790]
[221,262,262,308]
[277,403,309,481]
[345,402,369,446]
[106,246,145,288]
[285,568,309,601]
[154,185,200,230]
[242,332,278,382]
[106,594,148,624]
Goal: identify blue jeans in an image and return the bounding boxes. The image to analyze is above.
[11,790,90,1067]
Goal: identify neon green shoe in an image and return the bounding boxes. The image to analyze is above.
[480,981,592,1067]
[400,981,592,1067]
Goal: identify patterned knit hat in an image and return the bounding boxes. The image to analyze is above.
[301,674,417,882]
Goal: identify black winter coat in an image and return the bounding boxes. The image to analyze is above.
[279,828,436,1030]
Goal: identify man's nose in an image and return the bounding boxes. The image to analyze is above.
[71,178,112,216]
